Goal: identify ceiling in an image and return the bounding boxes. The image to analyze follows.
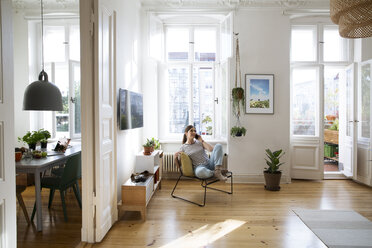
[140,0,330,10]
[11,0,330,11]
[12,0,78,10]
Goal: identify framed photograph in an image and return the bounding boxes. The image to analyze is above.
[245,74,274,114]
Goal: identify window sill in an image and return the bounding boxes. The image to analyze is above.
[159,139,227,145]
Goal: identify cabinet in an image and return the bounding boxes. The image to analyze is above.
[121,150,163,221]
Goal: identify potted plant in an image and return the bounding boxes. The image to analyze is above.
[264,148,285,191]
[232,87,245,117]
[143,139,153,155]
[230,126,246,137]
[38,129,51,149]
[150,137,160,150]
[18,131,40,150]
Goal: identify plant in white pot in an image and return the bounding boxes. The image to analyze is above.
[264,148,285,191]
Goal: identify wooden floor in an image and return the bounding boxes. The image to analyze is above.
[17,179,372,248]
[17,183,82,248]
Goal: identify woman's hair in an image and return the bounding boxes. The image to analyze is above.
[182,125,199,144]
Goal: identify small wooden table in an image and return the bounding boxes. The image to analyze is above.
[16,144,81,231]
[121,166,161,221]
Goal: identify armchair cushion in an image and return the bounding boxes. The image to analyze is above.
[180,152,194,177]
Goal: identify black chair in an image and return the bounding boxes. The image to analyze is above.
[31,153,81,222]
[171,154,233,207]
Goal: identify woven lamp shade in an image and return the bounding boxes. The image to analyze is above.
[330,0,372,38]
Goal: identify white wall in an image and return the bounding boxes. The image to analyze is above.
[13,10,30,144]
[111,0,143,200]
[228,10,290,183]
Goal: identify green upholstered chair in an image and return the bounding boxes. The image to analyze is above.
[171,152,233,207]
[31,153,81,222]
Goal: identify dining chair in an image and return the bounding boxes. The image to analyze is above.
[16,185,31,225]
[31,153,82,222]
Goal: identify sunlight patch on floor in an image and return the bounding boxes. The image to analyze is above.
[160,219,245,248]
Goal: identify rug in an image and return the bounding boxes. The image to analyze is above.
[293,209,372,248]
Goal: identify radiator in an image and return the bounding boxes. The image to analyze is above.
[161,152,228,174]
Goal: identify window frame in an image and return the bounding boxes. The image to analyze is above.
[290,21,353,138]
[30,20,81,140]
[160,24,220,141]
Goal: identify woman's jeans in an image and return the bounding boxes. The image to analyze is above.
[194,144,223,179]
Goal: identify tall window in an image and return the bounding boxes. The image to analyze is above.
[31,22,81,139]
[165,26,218,138]
[290,23,351,136]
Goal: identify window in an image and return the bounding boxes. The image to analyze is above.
[163,26,219,139]
[290,23,352,137]
[30,21,81,139]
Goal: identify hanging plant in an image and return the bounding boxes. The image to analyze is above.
[232,87,245,117]
[231,35,245,118]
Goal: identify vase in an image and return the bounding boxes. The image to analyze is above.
[41,142,47,149]
[28,143,36,151]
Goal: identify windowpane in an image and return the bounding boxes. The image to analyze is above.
[346,68,353,136]
[194,28,216,62]
[73,64,81,135]
[54,64,69,137]
[193,66,214,136]
[292,68,318,136]
[70,25,80,61]
[323,26,349,62]
[44,26,66,63]
[166,28,189,61]
[361,64,370,138]
[324,68,340,131]
[291,26,317,62]
[168,67,189,133]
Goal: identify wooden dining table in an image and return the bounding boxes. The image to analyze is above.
[16,144,81,231]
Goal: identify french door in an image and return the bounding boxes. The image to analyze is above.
[290,66,324,180]
[339,63,357,178]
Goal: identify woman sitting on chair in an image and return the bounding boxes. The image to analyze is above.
[174,125,227,181]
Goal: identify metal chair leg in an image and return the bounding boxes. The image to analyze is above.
[171,175,206,207]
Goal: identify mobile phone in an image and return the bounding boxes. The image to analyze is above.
[195,133,200,139]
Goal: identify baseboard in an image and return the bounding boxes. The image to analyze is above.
[162,172,290,184]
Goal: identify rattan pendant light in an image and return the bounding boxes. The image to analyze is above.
[330,0,372,39]
[23,0,63,111]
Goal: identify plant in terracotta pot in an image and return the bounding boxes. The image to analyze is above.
[264,148,285,191]
[230,126,246,137]
[143,139,153,155]
[18,131,40,150]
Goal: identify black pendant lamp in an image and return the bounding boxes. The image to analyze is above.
[23,0,63,111]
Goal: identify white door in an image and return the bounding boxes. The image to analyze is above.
[0,0,16,247]
[93,0,117,242]
[290,66,324,179]
[339,64,357,177]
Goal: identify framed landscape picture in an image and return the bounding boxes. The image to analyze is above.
[245,74,274,114]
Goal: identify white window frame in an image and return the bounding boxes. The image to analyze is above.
[160,25,220,141]
[290,21,353,138]
[30,20,81,140]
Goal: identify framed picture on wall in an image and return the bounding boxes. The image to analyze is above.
[245,74,274,114]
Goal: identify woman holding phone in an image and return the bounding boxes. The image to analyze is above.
[174,125,227,181]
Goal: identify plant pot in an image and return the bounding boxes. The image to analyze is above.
[143,146,152,155]
[264,171,281,191]
[41,142,47,149]
[150,146,154,152]
[235,132,242,137]
[28,143,36,151]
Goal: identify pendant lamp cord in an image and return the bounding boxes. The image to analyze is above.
[234,34,241,88]
[41,0,44,71]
